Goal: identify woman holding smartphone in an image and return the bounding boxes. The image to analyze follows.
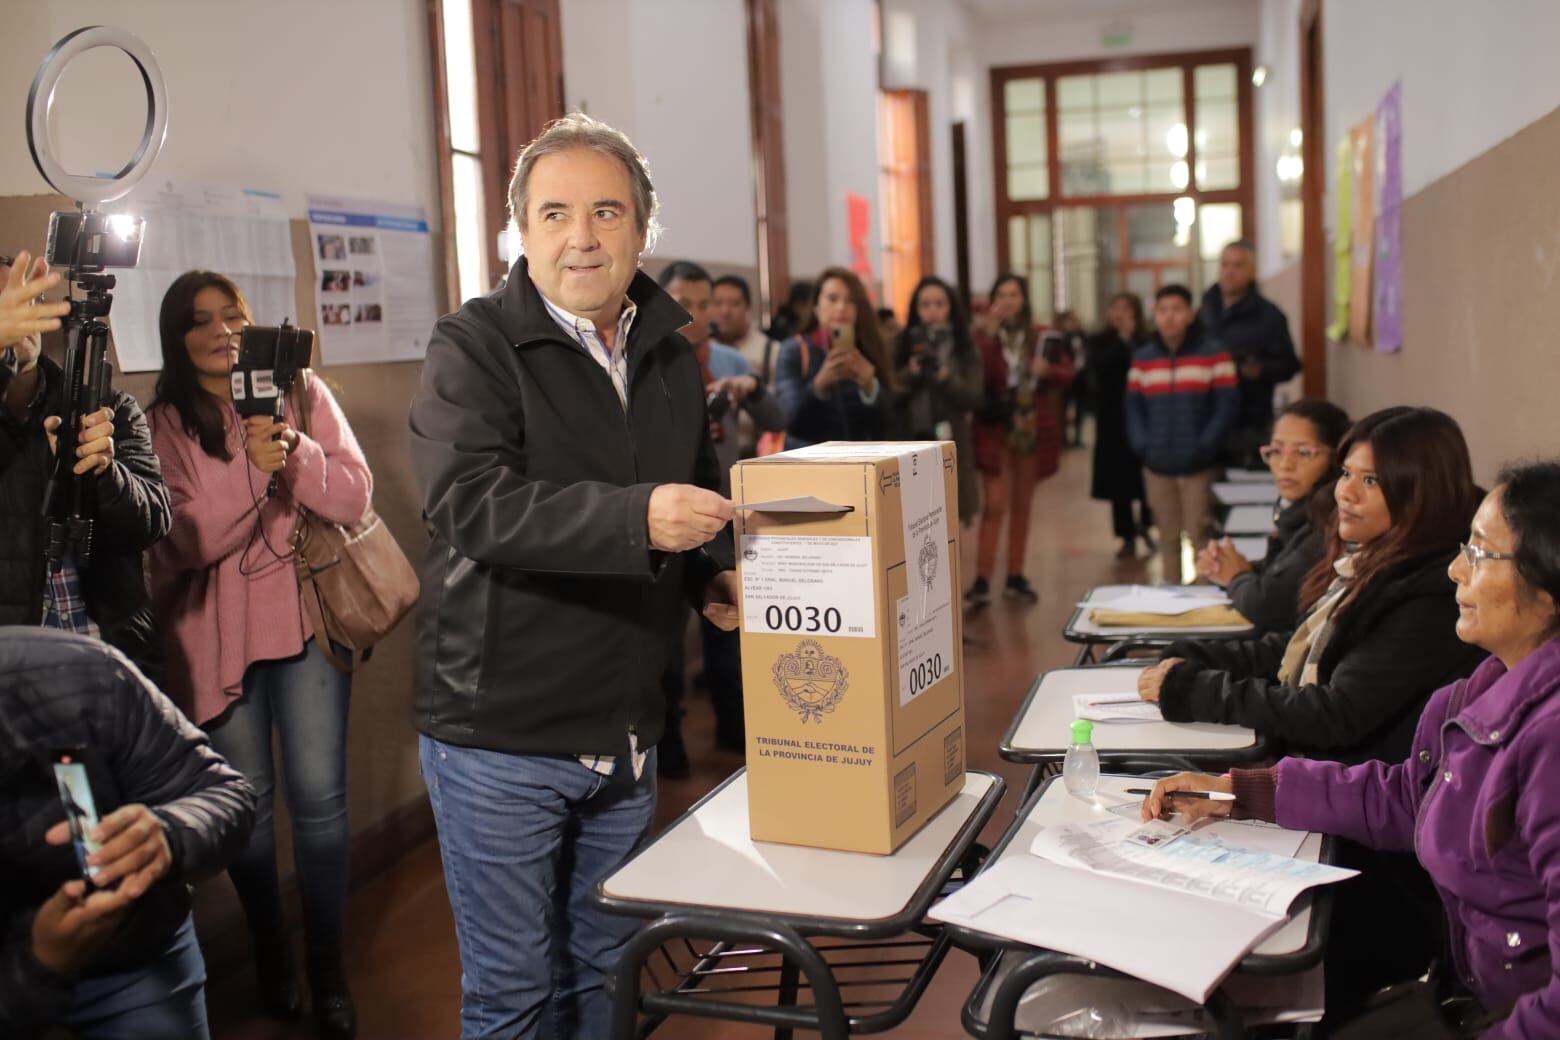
[147,271,371,1039]
[773,267,895,449]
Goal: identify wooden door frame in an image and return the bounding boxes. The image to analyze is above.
[745,0,789,321]
[1299,0,1327,397]
[990,47,1256,292]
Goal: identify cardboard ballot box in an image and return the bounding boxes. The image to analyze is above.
[731,441,966,855]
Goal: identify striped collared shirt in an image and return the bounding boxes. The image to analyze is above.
[539,292,637,410]
[538,289,648,780]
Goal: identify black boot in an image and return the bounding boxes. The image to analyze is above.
[307,948,357,1040]
[253,926,302,1021]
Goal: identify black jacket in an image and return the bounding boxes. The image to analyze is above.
[0,629,254,1036]
[1198,284,1300,440]
[407,260,730,757]
[1085,328,1145,502]
[1159,549,1487,765]
[0,355,170,676]
[1223,494,1325,633]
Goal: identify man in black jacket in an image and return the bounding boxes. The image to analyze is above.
[1198,240,1301,468]
[0,252,171,678]
[0,628,256,1038]
[408,114,737,1040]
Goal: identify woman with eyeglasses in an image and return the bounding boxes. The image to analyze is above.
[1196,398,1351,631]
[1135,406,1490,1014]
[1143,459,1560,1038]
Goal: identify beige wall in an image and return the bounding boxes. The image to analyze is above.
[1324,104,1560,483]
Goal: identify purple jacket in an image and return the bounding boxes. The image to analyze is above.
[1273,637,1560,1039]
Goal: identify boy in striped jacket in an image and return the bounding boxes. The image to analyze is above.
[1125,284,1239,583]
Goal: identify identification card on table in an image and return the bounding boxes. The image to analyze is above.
[740,534,876,638]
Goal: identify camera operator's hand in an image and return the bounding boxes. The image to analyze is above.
[0,251,69,351]
[648,484,733,552]
[30,879,134,977]
[43,407,117,477]
[702,570,740,631]
[243,416,299,475]
[47,803,172,899]
[714,374,758,404]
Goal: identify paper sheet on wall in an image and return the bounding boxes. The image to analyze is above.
[1347,119,1376,345]
[1372,82,1404,353]
[1326,136,1353,341]
[306,195,438,365]
[100,180,296,372]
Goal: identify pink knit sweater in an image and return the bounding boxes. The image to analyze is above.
[147,376,372,725]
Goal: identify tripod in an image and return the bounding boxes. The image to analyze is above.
[39,273,114,570]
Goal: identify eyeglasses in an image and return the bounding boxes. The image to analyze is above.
[1459,542,1517,570]
[1259,444,1327,463]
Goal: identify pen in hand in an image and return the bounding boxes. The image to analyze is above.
[1125,787,1236,801]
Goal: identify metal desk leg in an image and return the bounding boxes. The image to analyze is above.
[775,958,799,1040]
[609,912,848,1040]
[1072,643,1098,666]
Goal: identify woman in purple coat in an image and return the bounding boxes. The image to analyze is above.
[1144,459,1560,1039]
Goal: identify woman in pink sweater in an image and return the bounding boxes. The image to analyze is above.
[147,271,371,1039]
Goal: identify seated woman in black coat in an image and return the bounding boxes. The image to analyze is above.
[1138,405,1487,764]
[1195,398,1351,632]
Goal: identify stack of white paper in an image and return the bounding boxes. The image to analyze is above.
[1071,693,1162,724]
[1082,586,1233,616]
[929,817,1354,1002]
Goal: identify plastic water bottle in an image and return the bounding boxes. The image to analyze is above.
[1043,999,1129,1037]
[1062,718,1100,800]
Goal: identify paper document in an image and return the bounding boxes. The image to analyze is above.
[737,496,853,514]
[1213,482,1280,506]
[1104,803,1309,859]
[1031,818,1354,918]
[1072,694,1162,723]
[1083,586,1233,616]
[929,856,1285,1002]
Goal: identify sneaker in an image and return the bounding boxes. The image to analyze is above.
[964,577,991,608]
[1003,574,1039,604]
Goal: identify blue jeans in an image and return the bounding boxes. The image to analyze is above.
[61,915,209,1039]
[207,639,351,952]
[419,736,656,1040]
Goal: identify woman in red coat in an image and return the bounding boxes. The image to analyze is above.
[968,273,1074,605]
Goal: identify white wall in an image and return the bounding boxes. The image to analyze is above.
[560,0,759,269]
[0,1,439,224]
[976,0,1259,71]
[778,0,883,283]
[1321,0,1560,208]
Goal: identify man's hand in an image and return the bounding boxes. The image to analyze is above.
[47,804,173,899]
[244,416,299,475]
[30,880,134,976]
[648,484,733,552]
[703,570,740,631]
[0,251,70,351]
[43,407,116,477]
[1137,657,1184,703]
[713,374,758,404]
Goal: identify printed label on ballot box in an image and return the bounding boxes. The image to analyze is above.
[740,535,876,638]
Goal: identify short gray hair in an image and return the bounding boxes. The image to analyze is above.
[508,112,661,248]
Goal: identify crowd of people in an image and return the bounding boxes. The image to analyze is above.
[0,110,1556,1040]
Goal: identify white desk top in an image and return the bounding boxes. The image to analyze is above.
[1225,468,1277,484]
[600,771,997,923]
[1213,481,1280,506]
[1006,666,1257,754]
[1231,535,1268,562]
[1067,584,1255,640]
[1222,504,1274,535]
[994,774,1319,958]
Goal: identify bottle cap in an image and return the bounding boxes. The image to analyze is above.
[1070,718,1094,744]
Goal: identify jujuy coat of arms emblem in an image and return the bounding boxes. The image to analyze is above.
[772,640,849,723]
[917,534,938,591]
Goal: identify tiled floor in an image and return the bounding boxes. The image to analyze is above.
[208,444,1161,1038]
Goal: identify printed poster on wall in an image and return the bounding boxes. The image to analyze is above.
[102,180,296,372]
[306,195,438,365]
[1347,119,1376,345]
[1326,137,1353,341]
[1372,82,1404,353]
